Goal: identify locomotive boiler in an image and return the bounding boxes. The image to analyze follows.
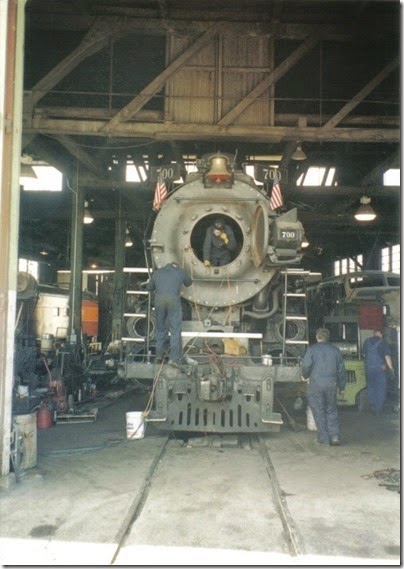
[120,153,309,433]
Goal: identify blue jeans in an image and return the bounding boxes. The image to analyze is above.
[308,382,339,443]
[211,255,230,266]
[154,295,183,362]
[366,367,387,415]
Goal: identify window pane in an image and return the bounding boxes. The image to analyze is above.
[18,258,38,279]
[341,259,348,274]
[381,246,390,271]
[334,260,340,276]
[391,244,400,274]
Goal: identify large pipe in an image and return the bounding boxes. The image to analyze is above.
[244,285,281,319]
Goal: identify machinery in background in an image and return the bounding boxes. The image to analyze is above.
[305,271,400,410]
[322,315,367,410]
[13,272,100,419]
[118,152,312,433]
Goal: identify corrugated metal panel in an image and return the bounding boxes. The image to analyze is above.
[166,33,273,125]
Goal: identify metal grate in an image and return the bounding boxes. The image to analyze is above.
[346,370,357,384]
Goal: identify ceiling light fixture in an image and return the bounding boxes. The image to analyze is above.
[83,200,94,224]
[125,228,133,247]
[354,196,377,222]
[291,142,307,161]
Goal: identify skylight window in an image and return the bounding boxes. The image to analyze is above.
[21,165,63,192]
[383,169,400,186]
[126,163,148,182]
[296,166,336,187]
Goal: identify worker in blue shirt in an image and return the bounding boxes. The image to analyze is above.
[203,217,237,267]
[362,329,394,415]
[145,262,192,366]
[301,328,346,445]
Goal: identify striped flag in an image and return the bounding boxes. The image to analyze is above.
[153,176,168,211]
[270,171,283,211]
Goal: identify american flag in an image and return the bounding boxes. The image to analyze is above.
[270,171,283,211]
[153,176,168,211]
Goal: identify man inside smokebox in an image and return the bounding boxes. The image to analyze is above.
[203,217,237,267]
[145,262,192,366]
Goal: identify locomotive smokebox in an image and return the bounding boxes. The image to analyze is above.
[149,155,305,309]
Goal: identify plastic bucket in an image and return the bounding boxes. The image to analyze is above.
[126,411,145,440]
[306,406,317,431]
[37,407,53,429]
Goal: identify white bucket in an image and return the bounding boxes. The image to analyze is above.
[126,411,145,440]
[306,406,317,431]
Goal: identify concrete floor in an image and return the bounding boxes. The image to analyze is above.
[0,388,400,566]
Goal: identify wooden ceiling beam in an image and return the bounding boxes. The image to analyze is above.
[100,23,223,132]
[31,106,400,128]
[218,35,319,126]
[28,17,130,109]
[28,118,400,143]
[360,149,400,186]
[322,57,400,130]
[53,135,104,177]
[73,175,399,199]
[27,13,398,41]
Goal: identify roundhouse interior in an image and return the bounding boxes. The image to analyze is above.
[0,1,400,563]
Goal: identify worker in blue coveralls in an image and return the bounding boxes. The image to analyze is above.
[301,328,346,446]
[145,262,192,366]
[203,217,237,267]
[362,329,394,416]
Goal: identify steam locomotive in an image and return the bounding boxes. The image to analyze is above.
[119,153,309,433]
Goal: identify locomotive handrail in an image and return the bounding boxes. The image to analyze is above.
[173,197,264,203]
[190,278,262,283]
[181,332,263,339]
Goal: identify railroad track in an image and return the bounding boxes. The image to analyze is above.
[110,433,305,563]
